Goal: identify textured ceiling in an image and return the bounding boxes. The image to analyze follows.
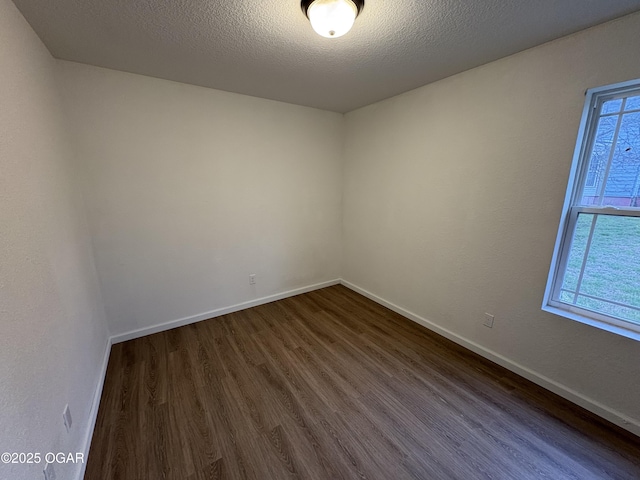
[12,0,640,112]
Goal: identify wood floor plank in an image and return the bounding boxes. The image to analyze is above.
[85,285,640,479]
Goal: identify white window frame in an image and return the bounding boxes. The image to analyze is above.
[542,79,640,341]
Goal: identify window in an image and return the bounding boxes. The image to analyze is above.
[543,79,640,340]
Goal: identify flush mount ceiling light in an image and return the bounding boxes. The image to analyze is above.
[301,0,365,39]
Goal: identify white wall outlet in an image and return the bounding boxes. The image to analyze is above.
[63,404,72,433]
[43,462,56,480]
[483,313,495,328]
[249,274,256,285]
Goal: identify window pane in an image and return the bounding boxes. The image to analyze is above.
[560,214,640,325]
[560,213,593,293]
[602,111,640,207]
[579,116,616,205]
[602,98,623,114]
[625,95,640,111]
[575,297,640,325]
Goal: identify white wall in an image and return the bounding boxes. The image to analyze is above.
[0,1,109,479]
[343,13,640,430]
[57,62,344,337]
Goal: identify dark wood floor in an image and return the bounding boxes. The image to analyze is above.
[85,285,640,479]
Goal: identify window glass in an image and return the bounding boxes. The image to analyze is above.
[579,115,616,204]
[560,214,640,325]
[602,98,623,114]
[602,111,640,206]
[624,95,640,111]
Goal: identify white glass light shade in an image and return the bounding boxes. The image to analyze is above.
[307,0,358,38]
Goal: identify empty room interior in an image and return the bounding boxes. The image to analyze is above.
[3,0,640,479]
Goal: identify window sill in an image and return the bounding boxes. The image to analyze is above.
[542,304,640,342]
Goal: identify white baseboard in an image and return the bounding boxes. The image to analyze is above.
[110,279,341,344]
[78,336,112,480]
[340,279,640,437]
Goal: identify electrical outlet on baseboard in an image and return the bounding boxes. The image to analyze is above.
[249,274,256,285]
[483,313,494,328]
